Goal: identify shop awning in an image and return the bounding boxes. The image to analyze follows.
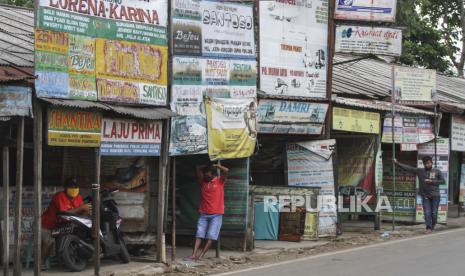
[40,98,177,120]
[332,96,436,116]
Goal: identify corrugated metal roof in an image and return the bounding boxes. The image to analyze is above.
[0,5,34,67]
[40,98,177,120]
[333,54,465,105]
[332,96,436,116]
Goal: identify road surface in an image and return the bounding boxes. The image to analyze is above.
[216,228,465,276]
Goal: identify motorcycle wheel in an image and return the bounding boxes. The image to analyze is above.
[60,235,88,272]
[119,237,131,263]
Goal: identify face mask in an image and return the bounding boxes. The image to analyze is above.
[66,188,80,198]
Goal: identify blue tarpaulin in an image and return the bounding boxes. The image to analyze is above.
[254,202,279,240]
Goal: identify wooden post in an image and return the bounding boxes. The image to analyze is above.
[13,117,24,276]
[33,99,43,276]
[3,138,10,276]
[391,66,397,231]
[93,149,101,276]
[325,0,336,139]
[157,119,170,263]
[171,157,176,262]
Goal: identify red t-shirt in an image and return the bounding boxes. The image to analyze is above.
[199,176,225,215]
[41,191,83,229]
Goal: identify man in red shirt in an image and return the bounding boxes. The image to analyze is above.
[189,163,229,260]
[41,178,91,269]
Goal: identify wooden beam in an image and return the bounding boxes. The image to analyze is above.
[157,119,170,263]
[33,99,43,276]
[93,149,101,276]
[14,117,24,276]
[171,157,176,262]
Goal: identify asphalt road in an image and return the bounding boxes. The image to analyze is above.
[216,228,465,276]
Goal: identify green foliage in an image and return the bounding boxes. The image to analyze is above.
[398,0,464,76]
[4,0,33,9]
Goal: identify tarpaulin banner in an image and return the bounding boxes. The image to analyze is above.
[337,137,376,205]
[100,118,162,156]
[394,66,436,103]
[259,0,328,98]
[35,0,168,104]
[47,108,101,147]
[332,107,380,134]
[286,140,337,237]
[335,25,402,56]
[451,114,465,152]
[382,115,434,147]
[0,86,32,117]
[206,97,256,161]
[416,138,449,224]
[257,99,328,135]
[335,0,397,22]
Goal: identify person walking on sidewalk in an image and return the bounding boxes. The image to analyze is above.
[189,162,229,260]
[393,156,445,233]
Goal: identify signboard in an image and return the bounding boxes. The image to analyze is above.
[172,56,257,98]
[382,151,418,222]
[382,116,434,145]
[332,107,380,134]
[0,86,32,117]
[259,0,328,98]
[206,97,256,161]
[394,66,436,103]
[459,156,465,203]
[451,114,465,152]
[100,118,162,156]
[172,0,255,59]
[35,0,169,105]
[416,138,449,224]
[335,25,402,56]
[47,108,101,147]
[257,99,328,135]
[287,140,337,237]
[335,0,397,22]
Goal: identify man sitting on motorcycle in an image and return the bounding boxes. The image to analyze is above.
[40,178,91,270]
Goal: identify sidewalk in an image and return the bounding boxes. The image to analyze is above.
[5,214,465,275]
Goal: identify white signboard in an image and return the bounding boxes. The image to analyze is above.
[259,0,328,98]
[335,25,402,56]
[452,115,465,152]
[201,1,255,59]
[335,0,397,22]
[394,66,436,103]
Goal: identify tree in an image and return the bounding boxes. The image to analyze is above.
[397,0,465,76]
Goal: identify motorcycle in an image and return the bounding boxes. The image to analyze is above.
[51,188,130,272]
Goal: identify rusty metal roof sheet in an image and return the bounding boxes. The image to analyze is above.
[332,96,436,116]
[40,98,177,120]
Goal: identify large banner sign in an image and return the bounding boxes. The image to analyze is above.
[35,0,168,105]
[259,0,328,98]
[47,108,101,147]
[335,25,402,56]
[394,66,436,103]
[257,99,328,135]
[451,115,465,152]
[172,56,257,98]
[287,140,337,237]
[206,97,256,161]
[332,107,380,134]
[172,0,255,59]
[0,86,32,117]
[100,118,162,156]
[416,139,449,224]
[335,0,397,22]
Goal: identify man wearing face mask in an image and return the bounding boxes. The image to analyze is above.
[393,156,445,234]
[40,178,91,270]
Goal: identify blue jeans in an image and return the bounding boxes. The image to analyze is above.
[422,196,440,230]
[196,213,223,240]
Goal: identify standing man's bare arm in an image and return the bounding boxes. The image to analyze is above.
[213,163,229,183]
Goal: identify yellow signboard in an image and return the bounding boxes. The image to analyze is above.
[47,108,101,147]
[206,97,256,161]
[332,107,380,134]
